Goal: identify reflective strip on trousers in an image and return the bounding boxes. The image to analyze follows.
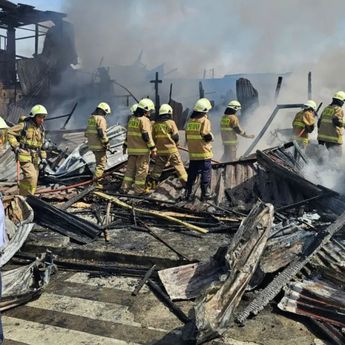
[128,148,149,154]
[223,140,238,145]
[186,135,202,140]
[295,136,308,144]
[190,152,213,159]
[157,149,178,154]
[318,133,341,143]
[124,176,134,181]
[320,119,333,124]
[134,180,146,186]
[128,132,142,137]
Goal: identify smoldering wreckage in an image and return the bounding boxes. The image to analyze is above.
[0,2,345,345]
[2,124,345,344]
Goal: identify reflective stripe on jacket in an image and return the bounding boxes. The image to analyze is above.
[126,115,155,155]
[7,119,46,162]
[220,114,243,145]
[85,115,108,151]
[317,105,344,144]
[153,119,178,155]
[185,116,213,160]
[292,110,315,144]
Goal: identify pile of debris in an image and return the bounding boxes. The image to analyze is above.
[1,136,345,345]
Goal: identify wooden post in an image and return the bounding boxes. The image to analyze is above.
[150,72,162,118]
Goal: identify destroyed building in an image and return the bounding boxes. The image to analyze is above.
[0,1,345,345]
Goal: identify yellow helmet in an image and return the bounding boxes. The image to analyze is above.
[303,100,317,111]
[159,104,173,116]
[97,102,111,114]
[333,91,345,102]
[0,116,9,129]
[227,100,241,111]
[130,103,138,114]
[193,98,212,112]
[30,104,48,117]
[137,98,155,112]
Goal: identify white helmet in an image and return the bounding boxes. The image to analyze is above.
[333,91,345,102]
[159,104,173,116]
[303,100,317,111]
[137,98,155,112]
[193,98,212,112]
[0,116,9,129]
[227,100,241,111]
[97,102,111,115]
[30,104,48,117]
[130,103,138,114]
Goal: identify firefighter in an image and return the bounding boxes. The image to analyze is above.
[7,104,48,196]
[84,102,111,189]
[185,98,214,201]
[149,104,187,190]
[317,91,345,157]
[220,100,254,162]
[121,98,156,194]
[292,100,317,147]
[0,117,9,152]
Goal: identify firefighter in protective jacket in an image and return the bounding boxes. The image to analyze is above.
[292,100,317,147]
[220,100,254,162]
[149,104,187,189]
[121,98,157,194]
[85,102,111,189]
[0,117,9,152]
[317,91,345,157]
[185,98,214,201]
[7,104,48,196]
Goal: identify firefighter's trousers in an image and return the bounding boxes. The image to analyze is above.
[121,154,150,194]
[186,159,212,191]
[151,153,187,183]
[318,140,342,158]
[19,161,39,196]
[93,150,107,187]
[221,144,237,162]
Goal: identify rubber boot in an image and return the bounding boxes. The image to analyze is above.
[200,183,214,201]
[184,186,193,202]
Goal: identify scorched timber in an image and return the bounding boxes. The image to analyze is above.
[185,201,274,344]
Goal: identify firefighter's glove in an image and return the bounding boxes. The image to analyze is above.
[150,147,157,158]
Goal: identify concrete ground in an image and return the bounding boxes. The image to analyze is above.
[2,270,325,345]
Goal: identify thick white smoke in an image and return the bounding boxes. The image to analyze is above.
[62,0,345,192]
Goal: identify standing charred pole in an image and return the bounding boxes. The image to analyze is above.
[308,71,312,99]
[150,72,162,118]
[7,25,16,86]
[274,76,283,102]
[199,81,205,98]
[168,83,173,104]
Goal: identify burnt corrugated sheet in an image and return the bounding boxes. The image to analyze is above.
[278,277,345,328]
[26,195,101,244]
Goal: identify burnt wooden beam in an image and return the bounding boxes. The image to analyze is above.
[59,185,95,211]
[147,279,190,324]
[132,265,156,296]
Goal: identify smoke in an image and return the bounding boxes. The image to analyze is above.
[63,0,345,82]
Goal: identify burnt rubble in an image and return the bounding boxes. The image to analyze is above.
[1,135,345,345]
